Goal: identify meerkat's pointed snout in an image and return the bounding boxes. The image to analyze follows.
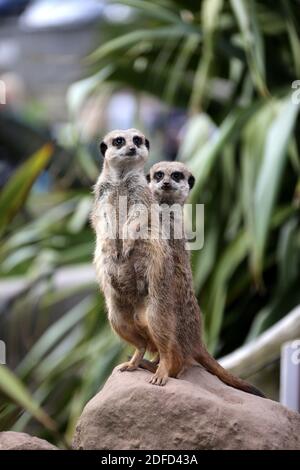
[127,146,137,156]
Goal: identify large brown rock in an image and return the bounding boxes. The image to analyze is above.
[0,432,58,450]
[73,365,300,450]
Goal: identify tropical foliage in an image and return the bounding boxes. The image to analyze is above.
[0,118,124,445]
[0,0,300,445]
[89,0,300,352]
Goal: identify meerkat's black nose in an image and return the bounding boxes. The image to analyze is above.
[127,147,136,156]
[162,181,171,189]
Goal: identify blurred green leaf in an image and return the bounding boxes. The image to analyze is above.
[230,0,267,95]
[165,34,200,104]
[252,96,299,276]
[277,217,299,293]
[111,0,181,24]
[0,365,56,432]
[282,0,300,76]
[67,67,114,117]
[190,0,223,110]
[89,25,200,63]
[17,296,95,378]
[240,99,276,275]
[0,144,53,237]
[68,196,93,234]
[188,106,256,200]
[205,231,249,352]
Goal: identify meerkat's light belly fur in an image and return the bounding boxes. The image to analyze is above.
[94,236,168,356]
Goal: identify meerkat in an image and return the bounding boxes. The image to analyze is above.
[145,161,265,397]
[91,129,190,386]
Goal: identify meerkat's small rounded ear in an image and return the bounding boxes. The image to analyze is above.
[146,173,151,183]
[100,141,108,157]
[188,175,195,190]
[145,138,150,150]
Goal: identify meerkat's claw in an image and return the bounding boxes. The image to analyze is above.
[118,361,138,372]
[149,373,168,386]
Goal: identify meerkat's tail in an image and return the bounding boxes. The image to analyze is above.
[127,355,159,373]
[194,348,266,398]
[139,358,158,373]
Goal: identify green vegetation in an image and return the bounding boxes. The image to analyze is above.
[0,0,299,445]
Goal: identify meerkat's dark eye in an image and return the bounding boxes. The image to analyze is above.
[188,175,195,189]
[171,171,184,182]
[154,171,164,181]
[133,135,143,147]
[112,136,125,148]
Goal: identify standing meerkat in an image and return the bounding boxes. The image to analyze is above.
[91,129,187,386]
[146,161,265,397]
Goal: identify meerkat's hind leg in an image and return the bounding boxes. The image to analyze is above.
[108,300,147,373]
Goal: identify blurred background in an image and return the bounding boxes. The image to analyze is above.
[0,0,299,446]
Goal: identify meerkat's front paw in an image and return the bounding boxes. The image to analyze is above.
[118,361,138,372]
[149,371,168,386]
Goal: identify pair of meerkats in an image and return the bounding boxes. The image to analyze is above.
[91,128,264,397]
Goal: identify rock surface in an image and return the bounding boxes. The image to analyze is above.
[0,432,58,450]
[73,365,300,450]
